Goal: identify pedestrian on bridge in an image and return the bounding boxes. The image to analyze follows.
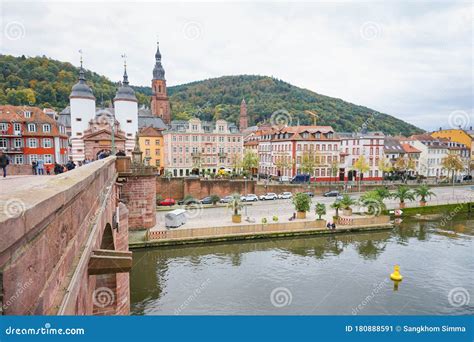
[0,150,9,178]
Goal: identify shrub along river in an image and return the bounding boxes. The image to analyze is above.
[131,215,473,315]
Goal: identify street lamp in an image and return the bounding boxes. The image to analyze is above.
[243,176,248,216]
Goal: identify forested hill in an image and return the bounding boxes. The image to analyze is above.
[167,75,423,135]
[0,55,422,135]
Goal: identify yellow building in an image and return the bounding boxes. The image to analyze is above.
[431,129,474,161]
[138,126,164,173]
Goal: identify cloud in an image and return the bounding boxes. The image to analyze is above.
[0,1,472,130]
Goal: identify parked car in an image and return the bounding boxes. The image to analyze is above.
[278,192,292,199]
[323,190,340,197]
[178,197,198,205]
[304,191,315,197]
[279,176,290,183]
[200,196,213,204]
[463,175,472,181]
[290,174,310,184]
[259,192,278,200]
[159,198,176,206]
[241,194,259,202]
[220,195,234,203]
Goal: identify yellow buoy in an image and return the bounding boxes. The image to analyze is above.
[390,265,403,281]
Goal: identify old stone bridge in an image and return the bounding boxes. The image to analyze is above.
[0,157,156,315]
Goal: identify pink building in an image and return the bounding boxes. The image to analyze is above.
[163,118,243,177]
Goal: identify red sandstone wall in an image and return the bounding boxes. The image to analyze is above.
[156,177,384,200]
[122,175,156,230]
[0,158,130,315]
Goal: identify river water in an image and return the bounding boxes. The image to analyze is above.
[130,216,473,315]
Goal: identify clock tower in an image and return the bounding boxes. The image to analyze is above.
[150,42,171,124]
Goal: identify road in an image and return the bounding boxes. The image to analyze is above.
[154,185,474,230]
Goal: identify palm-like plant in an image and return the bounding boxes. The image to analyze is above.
[374,187,391,200]
[331,200,342,218]
[315,203,326,220]
[413,185,436,204]
[339,194,356,210]
[359,190,386,216]
[227,193,243,216]
[391,185,415,208]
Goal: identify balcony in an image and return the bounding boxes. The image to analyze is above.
[218,152,227,158]
[191,152,202,158]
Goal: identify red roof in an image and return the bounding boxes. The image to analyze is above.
[400,143,421,153]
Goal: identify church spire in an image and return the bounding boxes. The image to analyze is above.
[78,51,86,81]
[153,41,165,80]
[122,58,129,86]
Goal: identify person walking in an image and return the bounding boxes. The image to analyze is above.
[32,160,38,175]
[0,150,9,178]
[66,157,76,171]
[54,162,62,175]
[36,159,45,175]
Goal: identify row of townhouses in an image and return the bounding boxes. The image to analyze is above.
[0,43,472,180]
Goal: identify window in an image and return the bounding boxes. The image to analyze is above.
[155,149,160,156]
[145,139,150,146]
[145,149,150,156]
[28,138,38,148]
[76,118,82,122]
[15,155,24,164]
[29,154,38,163]
[14,138,22,148]
[44,154,53,164]
[0,123,8,131]
[42,124,51,133]
[43,138,52,148]
[155,160,160,167]
[126,119,132,123]
[14,123,21,133]
[24,111,31,118]
[155,139,160,145]
[28,123,36,132]
[0,138,6,148]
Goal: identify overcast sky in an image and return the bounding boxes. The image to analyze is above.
[1,1,472,131]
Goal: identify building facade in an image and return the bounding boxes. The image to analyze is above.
[256,125,343,180]
[163,118,243,177]
[0,105,68,167]
[339,130,385,181]
[138,126,164,172]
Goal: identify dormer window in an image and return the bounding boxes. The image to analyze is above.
[28,123,36,132]
[24,111,32,118]
[327,132,333,138]
[43,124,51,133]
[315,132,321,139]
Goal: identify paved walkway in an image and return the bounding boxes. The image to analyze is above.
[151,185,474,232]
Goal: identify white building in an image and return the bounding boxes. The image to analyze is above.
[67,62,139,162]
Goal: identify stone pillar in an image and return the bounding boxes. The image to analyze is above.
[118,157,157,230]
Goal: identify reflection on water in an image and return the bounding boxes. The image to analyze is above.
[131,215,474,315]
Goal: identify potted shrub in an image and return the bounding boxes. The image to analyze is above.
[292,192,311,219]
[392,185,415,209]
[227,193,243,223]
[210,194,220,206]
[315,203,326,220]
[330,200,342,223]
[339,194,356,216]
[272,215,279,222]
[359,190,386,216]
[413,185,436,206]
[261,217,268,224]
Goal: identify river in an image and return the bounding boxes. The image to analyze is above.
[130,215,473,315]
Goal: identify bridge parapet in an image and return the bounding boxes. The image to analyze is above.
[0,157,131,315]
